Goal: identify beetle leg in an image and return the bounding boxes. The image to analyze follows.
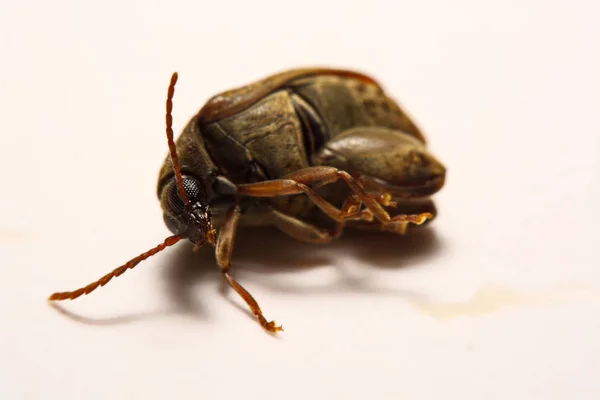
[269,190,378,243]
[339,195,362,219]
[236,168,372,223]
[335,193,410,234]
[270,209,344,244]
[370,192,397,208]
[347,196,438,235]
[382,220,409,235]
[216,204,283,333]
[236,166,430,227]
[341,193,397,214]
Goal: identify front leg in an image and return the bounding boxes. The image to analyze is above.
[216,204,282,333]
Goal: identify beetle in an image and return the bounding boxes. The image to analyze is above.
[49,67,446,333]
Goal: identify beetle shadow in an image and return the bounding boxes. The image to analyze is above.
[49,226,442,327]
[49,302,174,326]
[161,225,443,320]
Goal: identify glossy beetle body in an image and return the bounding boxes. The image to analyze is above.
[157,68,445,238]
[50,68,446,333]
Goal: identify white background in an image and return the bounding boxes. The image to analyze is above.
[1,1,599,399]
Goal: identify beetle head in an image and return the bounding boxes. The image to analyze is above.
[160,72,216,248]
[160,175,216,246]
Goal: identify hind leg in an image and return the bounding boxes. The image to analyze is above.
[268,193,383,243]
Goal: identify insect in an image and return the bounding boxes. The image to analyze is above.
[49,68,446,333]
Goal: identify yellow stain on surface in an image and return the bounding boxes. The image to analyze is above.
[0,231,32,242]
[411,284,600,320]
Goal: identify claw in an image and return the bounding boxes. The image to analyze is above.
[359,210,375,222]
[369,192,397,207]
[379,193,394,207]
[265,320,284,333]
[414,213,432,225]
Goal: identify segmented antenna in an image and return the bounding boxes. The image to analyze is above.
[48,235,182,301]
[47,73,192,303]
[165,72,190,205]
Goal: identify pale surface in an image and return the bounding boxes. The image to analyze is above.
[1,1,599,399]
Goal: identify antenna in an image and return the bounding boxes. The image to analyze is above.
[165,72,189,205]
[48,235,182,301]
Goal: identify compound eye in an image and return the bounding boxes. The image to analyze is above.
[165,175,204,214]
